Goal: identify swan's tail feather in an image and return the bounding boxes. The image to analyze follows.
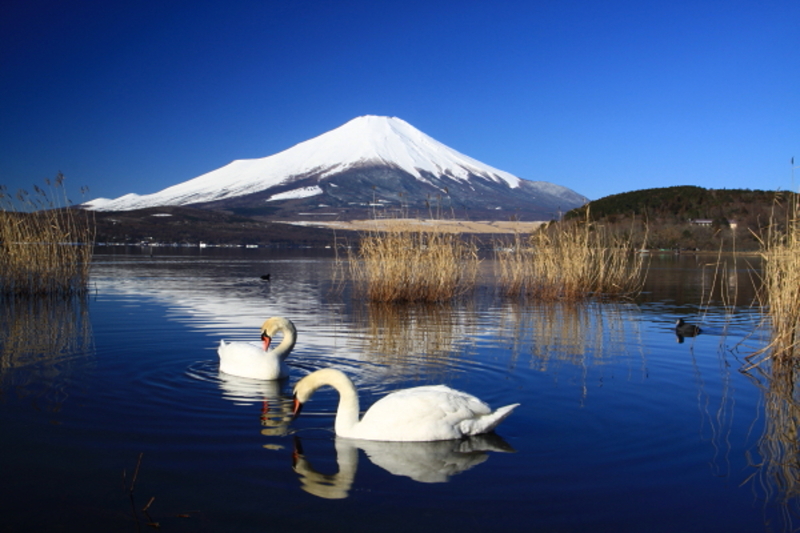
[488,403,520,430]
[457,432,517,453]
[462,403,520,437]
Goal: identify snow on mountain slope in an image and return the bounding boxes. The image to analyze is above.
[84,116,533,212]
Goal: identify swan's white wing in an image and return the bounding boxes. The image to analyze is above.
[353,385,514,441]
[218,340,286,380]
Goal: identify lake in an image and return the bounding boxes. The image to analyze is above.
[0,247,792,532]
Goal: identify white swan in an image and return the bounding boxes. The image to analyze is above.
[292,368,519,442]
[218,317,297,380]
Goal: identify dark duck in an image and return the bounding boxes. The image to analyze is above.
[675,318,701,343]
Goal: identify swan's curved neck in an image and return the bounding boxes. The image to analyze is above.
[333,381,360,437]
[270,331,296,361]
[263,318,297,361]
[303,369,361,436]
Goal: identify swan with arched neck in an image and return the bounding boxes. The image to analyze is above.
[218,317,297,380]
[292,368,519,442]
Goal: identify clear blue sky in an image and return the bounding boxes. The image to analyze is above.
[1,0,798,205]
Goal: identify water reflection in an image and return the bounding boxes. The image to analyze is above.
[217,372,284,405]
[675,332,699,344]
[138,257,503,386]
[641,253,760,308]
[743,359,800,531]
[0,294,93,408]
[293,433,515,499]
[498,301,645,371]
[92,254,651,389]
[90,255,356,363]
[0,295,92,369]
[354,302,480,379]
[218,373,294,437]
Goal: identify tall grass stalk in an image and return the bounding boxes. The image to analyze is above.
[749,193,800,366]
[497,214,648,300]
[0,174,95,295]
[348,223,479,303]
[738,193,800,528]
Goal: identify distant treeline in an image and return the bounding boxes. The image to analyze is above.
[563,186,798,251]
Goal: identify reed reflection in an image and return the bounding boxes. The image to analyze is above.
[292,434,514,499]
[743,358,800,532]
[0,294,93,406]
[354,302,479,378]
[640,253,760,308]
[498,301,645,373]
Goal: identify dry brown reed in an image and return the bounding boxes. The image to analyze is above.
[0,174,94,295]
[738,190,800,526]
[746,193,800,367]
[497,214,648,301]
[347,221,479,303]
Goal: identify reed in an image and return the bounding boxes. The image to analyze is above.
[497,214,647,300]
[0,174,94,295]
[347,222,479,303]
[740,191,800,526]
[749,192,800,365]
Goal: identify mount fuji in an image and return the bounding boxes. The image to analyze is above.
[85,116,587,220]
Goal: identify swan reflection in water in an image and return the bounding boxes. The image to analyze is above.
[292,434,515,499]
[216,372,293,438]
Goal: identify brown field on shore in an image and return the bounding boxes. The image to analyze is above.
[296,218,547,234]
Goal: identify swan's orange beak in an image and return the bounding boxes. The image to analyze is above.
[261,333,271,351]
[292,396,304,418]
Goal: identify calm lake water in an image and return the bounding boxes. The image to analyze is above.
[1,247,793,532]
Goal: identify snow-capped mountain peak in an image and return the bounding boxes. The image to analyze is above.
[317,115,523,187]
[84,115,587,219]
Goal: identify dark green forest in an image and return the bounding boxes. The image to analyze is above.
[564,186,798,251]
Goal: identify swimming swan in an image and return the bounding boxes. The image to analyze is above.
[292,368,519,442]
[218,317,297,380]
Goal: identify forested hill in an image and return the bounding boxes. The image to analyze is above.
[563,186,797,251]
